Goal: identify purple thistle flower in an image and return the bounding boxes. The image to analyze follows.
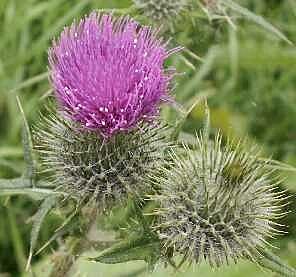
[49,12,180,138]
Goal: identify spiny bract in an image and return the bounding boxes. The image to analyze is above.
[134,0,189,23]
[150,133,285,267]
[34,110,170,211]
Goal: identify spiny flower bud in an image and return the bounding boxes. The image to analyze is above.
[150,133,286,267]
[49,12,180,138]
[34,110,170,211]
[134,0,189,24]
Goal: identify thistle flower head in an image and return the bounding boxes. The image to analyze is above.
[49,12,180,138]
[150,133,285,266]
[35,109,170,211]
[134,0,189,24]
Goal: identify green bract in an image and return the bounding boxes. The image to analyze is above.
[34,109,170,211]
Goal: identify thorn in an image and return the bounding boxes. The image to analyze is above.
[25,252,32,272]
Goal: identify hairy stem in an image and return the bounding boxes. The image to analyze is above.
[49,206,98,277]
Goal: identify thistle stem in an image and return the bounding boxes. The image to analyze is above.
[48,207,98,277]
[255,248,296,277]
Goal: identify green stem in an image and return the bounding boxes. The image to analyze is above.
[48,206,98,277]
[255,248,296,277]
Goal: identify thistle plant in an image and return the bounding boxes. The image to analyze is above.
[36,11,179,210]
[149,133,287,267]
[0,7,295,277]
[24,12,180,271]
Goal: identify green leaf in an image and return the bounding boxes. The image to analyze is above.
[26,195,57,270]
[222,0,293,45]
[35,214,79,256]
[171,90,213,140]
[89,199,161,270]
[88,234,161,271]
[0,177,60,200]
[0,177,31,189]
[16,96,36,185]
[179,47,219,101]
[0,185,59,200]
[171,94,212,141]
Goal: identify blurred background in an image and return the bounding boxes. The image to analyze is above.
[0,0,295,276]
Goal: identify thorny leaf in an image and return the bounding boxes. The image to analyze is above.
[88,234,161,272]
[0,178,60,200]
[0,178,31,189]
[16,96,36,185]
[26,195,57,270]
[222,0,293,45]
[88,199,161,271]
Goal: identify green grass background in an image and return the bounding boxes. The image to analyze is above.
[0,0,295,276]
